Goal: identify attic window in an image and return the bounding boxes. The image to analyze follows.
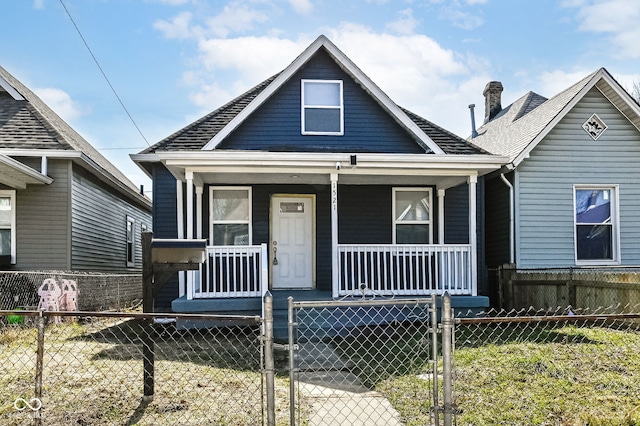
[582,113,607,140]
[301,80,343,135]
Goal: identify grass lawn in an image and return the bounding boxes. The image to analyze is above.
[0,317,294,426]
[371,323,640,426]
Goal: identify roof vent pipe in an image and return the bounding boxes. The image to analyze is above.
[468,104,478,138]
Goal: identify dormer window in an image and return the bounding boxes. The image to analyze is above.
[301,80,343,135]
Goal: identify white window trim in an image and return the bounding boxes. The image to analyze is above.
[0,190,16,264]
[573,184,620,266]
[392,187,433,244]
[301,79,344,136]
[126,216,135,268]
[209,186,253,245]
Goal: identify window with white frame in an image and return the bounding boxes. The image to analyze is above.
[574,186,619,263]
[210,187,251,245]
[393,188,432,244]
[0,191,15,262]
[301,79,343,135]
[126,216,135,267]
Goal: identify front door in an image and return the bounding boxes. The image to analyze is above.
[271,195,315,289]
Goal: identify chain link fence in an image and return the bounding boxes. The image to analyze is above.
[450,304,640,425]
[0,271,142,312]
[287,297,440,426]
[0,310,292,426]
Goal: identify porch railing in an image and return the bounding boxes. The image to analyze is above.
[189,244,268,299]
[188,243,472,299]
[337,244,472,297]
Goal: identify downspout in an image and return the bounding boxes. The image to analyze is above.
[500,173,514,264]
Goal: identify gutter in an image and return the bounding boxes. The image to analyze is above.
[500,172,515,264]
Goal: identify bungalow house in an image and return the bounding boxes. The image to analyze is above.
[131,35,507,319]
[470,68,640,306]
[0,65,152,274]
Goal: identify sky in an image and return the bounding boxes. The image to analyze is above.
[3,0,640,195]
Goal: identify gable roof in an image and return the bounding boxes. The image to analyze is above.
[140,35,483,157]
[470,68,640,167]
[0,65,150,207]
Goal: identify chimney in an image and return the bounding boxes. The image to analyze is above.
[483,81,503,123]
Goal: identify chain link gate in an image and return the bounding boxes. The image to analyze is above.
[284,295,443,425]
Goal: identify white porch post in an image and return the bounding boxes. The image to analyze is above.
[437,189,445,244]
[331,173,339,298]
[195,185,203,239]
[468,174,478,296]
[185,171,194,239]
[176,180,185,297]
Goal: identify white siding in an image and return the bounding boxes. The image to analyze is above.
[516,87,640,267]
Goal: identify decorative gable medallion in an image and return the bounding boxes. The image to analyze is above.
[582,113,607,140]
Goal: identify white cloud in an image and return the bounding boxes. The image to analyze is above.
[154,12,198,39]
[288,0,313,15]
[204,3,270,38]
[34,87,86,122]
[32,0,45,9]
[385,9,419,35]
[535,69,593,97]
[566,0,640,58]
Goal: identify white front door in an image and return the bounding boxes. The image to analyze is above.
[271,195,314,289]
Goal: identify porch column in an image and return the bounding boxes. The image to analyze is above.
[195,185,203,239]
[185,171,195,300]
[437,189,445,244]
[468,175,478,296]
[185,171,194,239]
[176,180,185,297]
[331,173,339,298]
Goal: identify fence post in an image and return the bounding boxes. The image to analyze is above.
[288,296,296,426]
[442,293,454,426]
[34,311,45,426]
[430,294,440,422]
[263,292,276,426]
[141,232,155,400]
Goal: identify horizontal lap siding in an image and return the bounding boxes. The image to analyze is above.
[218,49,424,154]
[14,160,70,270]
[517,87,640,267]
[71,165,151,273]
[485,174,511,267]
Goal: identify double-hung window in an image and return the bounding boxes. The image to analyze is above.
[393,188,432,244]
[210,187,251,245]
[126,216,135,267]
[301,79,343,135]
[0,191,15,263]
[574,185,619,264]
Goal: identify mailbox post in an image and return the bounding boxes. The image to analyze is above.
[141,232,206,399]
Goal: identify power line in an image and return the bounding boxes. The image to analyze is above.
[58,0,151,147]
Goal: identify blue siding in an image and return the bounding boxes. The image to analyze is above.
[152,165,179,309]
[218,49,425,153]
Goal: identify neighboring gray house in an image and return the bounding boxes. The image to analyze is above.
[0,65,152,273]
[471,68,640,276]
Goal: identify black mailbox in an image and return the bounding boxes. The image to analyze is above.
[151,239,206,264]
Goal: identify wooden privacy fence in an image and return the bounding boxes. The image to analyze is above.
[498,265,640,310]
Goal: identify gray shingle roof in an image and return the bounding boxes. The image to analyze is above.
[140,73,480,156]
[0,65,148,205]
[470,70,598,161]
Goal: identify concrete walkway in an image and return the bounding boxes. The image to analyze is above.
[295,342,403,426]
